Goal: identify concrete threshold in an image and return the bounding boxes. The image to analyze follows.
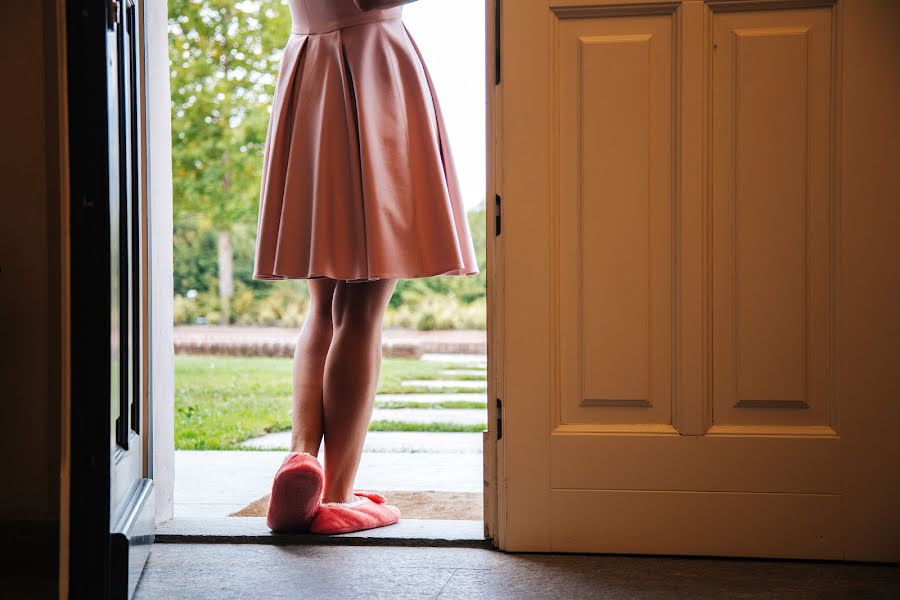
[155,517,493,549]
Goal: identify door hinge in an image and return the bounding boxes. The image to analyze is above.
[107,0,120,29]
[494,0,501,85]
[495,193,502,236]
[496,398,503,440]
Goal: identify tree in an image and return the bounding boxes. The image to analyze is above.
[168,0,291,323]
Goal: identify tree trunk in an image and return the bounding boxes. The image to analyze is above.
[217,228,233,325]
[218,145,233,326]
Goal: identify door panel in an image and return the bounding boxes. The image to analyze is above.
[109,3,154,598]
[558,13,674,427]
[551,489,843,557]
[711,7,835,429]
[497,0,900,560]
[550,434,839,493]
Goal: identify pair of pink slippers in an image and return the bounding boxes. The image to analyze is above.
[266,451,401,534]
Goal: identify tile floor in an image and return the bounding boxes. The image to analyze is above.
[135,543,900,600]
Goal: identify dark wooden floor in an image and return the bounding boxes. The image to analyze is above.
[135,543,900,599]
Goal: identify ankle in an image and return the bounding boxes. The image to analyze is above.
[288,446,319,456]
[323,493,358,504]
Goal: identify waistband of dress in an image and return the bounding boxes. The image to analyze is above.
[291,8,402,35]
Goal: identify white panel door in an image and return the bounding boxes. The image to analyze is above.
[494,0,900,560]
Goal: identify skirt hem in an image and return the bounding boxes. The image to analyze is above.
[251,263,480,283]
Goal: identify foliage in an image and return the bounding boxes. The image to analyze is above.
[173,217,219,296]
[237,281,309,326]
[174,218,272,298]
[390,202,488,309]
[383,295,486,331]
[169,0,295,322]
[173,288,222,325]
[168,0,291,230]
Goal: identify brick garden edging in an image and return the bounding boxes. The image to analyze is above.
[173,338,426,358]
[173,326,486,358]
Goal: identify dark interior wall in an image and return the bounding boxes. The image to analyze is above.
[0,0,63,532]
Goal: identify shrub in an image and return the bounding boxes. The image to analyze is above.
[384,294,486,330]
[173,288,222,325]
[241,282,309,327]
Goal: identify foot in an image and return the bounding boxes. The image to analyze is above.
[266,452,325,532]
[308,491,401,535]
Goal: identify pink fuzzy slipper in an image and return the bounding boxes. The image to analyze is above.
[308,491,401,535]
[266,452,324,532]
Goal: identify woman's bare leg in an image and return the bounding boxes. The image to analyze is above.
[289,278,338,456]
[321,277,398,503]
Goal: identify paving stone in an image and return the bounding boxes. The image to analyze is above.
[437,369,486,376]
[374,392,487,405]
[243,431,483,453]
[420,352,486,364]
[401,379,487,389]
[371,408,486,425]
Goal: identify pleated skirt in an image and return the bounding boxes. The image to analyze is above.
[252,9,480,283]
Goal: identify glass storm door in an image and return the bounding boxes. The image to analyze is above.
[68,0,154,597]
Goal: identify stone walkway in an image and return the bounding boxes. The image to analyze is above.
[243,430,484,452]
[175,342,487,517]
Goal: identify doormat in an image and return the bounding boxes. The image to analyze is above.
[229,490,483,520]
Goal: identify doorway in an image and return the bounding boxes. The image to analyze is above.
[155,0,501,542]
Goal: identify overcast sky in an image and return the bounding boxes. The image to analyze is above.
[401,0,486,211]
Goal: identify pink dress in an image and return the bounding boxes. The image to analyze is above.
[252,0,480,283]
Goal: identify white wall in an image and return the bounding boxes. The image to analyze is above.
[0,0,62,528]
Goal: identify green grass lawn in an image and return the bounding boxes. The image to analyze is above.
[175,354,487,450]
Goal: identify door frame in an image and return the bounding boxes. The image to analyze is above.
[485,0,505,547]
[143,0,177,529]
[141,0,497,536]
